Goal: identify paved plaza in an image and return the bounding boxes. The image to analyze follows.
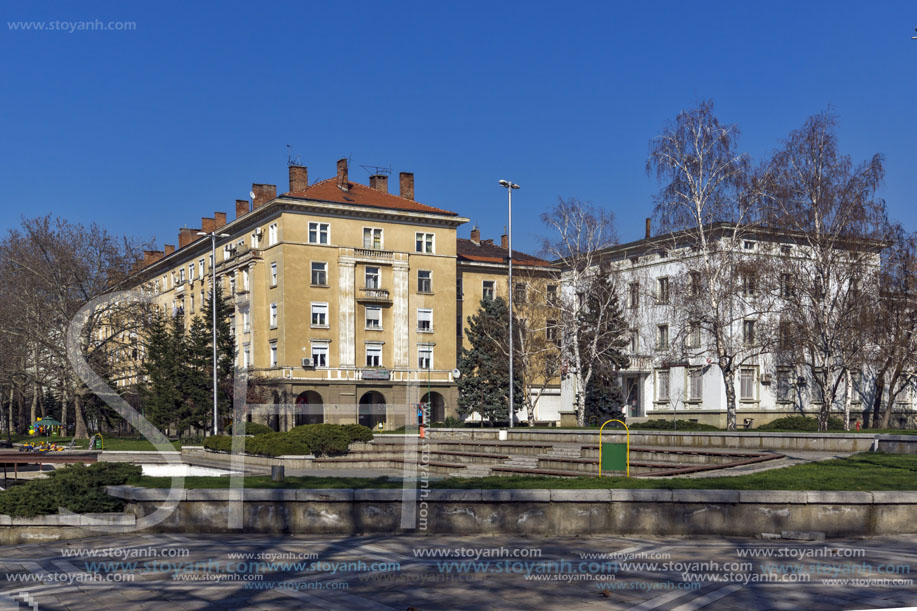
[0,533,914,610]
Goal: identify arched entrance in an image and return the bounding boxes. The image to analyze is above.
[295,391,324,426]
[359,391,387,429]
[269,392,281,431]
[420,391,446,424]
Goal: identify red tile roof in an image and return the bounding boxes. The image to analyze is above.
[457,238,550,266]
[283,178,458,216]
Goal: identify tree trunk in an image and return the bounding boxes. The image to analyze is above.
[7,386,14,439]
[870,369,885,429]
[73,394,89,440]
[29,386,38,426]
[722,367,737,432]
[843,368,852,431]
[817,377,832,432]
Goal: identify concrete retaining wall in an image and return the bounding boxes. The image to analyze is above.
[105,486,917,537]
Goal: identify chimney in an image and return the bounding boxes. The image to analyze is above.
[482,239,494,246]
[142,250,164,268]
[178,228,200,249]
[289,164,308,192]
[470,226,480,245]
[501,233,508,249]
[645,217,651,239]
[236,199,250,219]
[164,244,175,255]
[336,158,349,189]
[252,184,276,209]
[399,172,414,200]
[369,174,388,193]
[201,217,215,233]
[214,211,227,228]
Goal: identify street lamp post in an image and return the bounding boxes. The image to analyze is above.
[498,180,520,428]
[197,230,230,435]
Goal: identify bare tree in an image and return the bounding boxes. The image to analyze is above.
[541,199,628,427]
[646,100,759,431]
[760,111,888,431]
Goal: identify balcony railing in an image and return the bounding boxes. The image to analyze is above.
[354,248,393,259]
[357,288,392,303]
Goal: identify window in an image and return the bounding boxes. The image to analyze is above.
[198,259,205,279]
[547,284,557,301]
[513,282,526,304]
[778,319,793,350]
[241,269,249,291]
[415,232,434,253]
[365,306,382,330]
[740,367,756,400]
[690,271,701,296]
[776,368,793,402]
[270,262,278,287]
[656,324,669,350]
[780,273,794,299]
[743,240,756,250]
[781,245,793,255]
[242,310,250,332]
[162,274,168,290]
[687,322,701,349]
[743,320,756,346]
[656,369,670,402]
[365,343,382,367]
[742,271,757,296]
[268,223,278,246]
[311,302,328,327]
[482,280,495,300]
[629,283,639,309]
[308,222,329,245]
[242,343,251,368]
[251,230,260,249]
[209,254,213,270]
[417,308,433,332]
[365,266,380,289]
[223,244,232,260]
[657,277,669,304]
[229,274,236,294]
[687,368,703,402]
[630,329,639,353]
[311,262,327,286]
[269,341,278,367]
[200,290,205,309]
[418,345,433,370]
[311,341,329,367]
[547,320,559,346]
[418,270,432,293]
[178,268,185,284]
[363,227,382,249]
[270,303,278,327]
[188,264,195,282]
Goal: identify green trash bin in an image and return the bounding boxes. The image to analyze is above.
[601,442,628,473]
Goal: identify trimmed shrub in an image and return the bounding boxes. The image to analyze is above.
[228,422,274,436]
[628,419,720,431]
[244,433,310,457]
[0,463,141,518]
[203,435,233,452]
[756,416,845,431]
[342,424,374,443]
[288,424,351,456]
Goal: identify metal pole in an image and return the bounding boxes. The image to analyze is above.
[211,234,218,436]
[507,187,513,429]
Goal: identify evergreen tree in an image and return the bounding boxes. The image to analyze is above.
[140,311,186,432]
[584,376,625,427]
[187,284,235,433]
[457,297,524,425]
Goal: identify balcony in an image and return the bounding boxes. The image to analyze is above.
[357,288,392,304]
[354,248,393,260]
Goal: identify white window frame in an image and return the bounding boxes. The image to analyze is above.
[417,308,433,332]
[657,276,669,304]
[188,263,195,282]
[268,222,279,246]
[656,324,669,350]
[418,270,432,293]
[308,222,330,245]
[656,369,670,402]
[270,262,278,287]
[311,341,329,367]
[363,227,383,250]
[687,368,703,402]
[482,280,495,300]
[311,261,327,286]
[311,302,328,327]
[740,367,757,401]
[269,341,278,367]
[178,268,185,284]
[365,305,382,330]
[418,344,433,370]
[198,258,205,279]
[251,230,260,249]
[415,232,434,253]
[242,343,251,368]
[365,342,383,368]
[242,309,250,333]
[365,266,380,289]
[270,303,278,328]
[242,268,249,291]
[743,319,756,346]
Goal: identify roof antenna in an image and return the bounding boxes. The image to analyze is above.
[286,144,302,167]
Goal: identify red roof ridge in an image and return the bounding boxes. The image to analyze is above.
[282,177,458,216]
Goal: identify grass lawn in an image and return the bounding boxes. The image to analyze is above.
[130,452,917,491]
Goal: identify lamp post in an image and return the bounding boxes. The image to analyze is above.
[498,180,520,428]
[197,230,230,435]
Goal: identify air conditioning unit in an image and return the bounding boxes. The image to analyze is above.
[301,358,314,368]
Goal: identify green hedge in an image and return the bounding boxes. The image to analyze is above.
[341,424,374,443]
[228,422,274,436]
[0,463,142,518]
[627,419,720,431]
[756,416,845,431]
[204,423,371,457]
[287,425,350,457]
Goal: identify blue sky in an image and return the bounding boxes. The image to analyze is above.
[2,1,917,257]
